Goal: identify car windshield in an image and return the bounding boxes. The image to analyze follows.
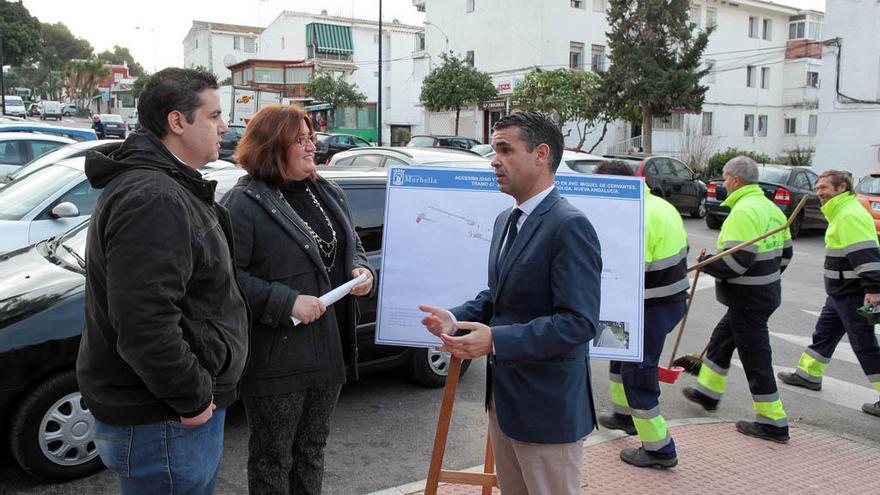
[7,146,79,182]
[408,136,436,147]
[316,134,330,143]
[858,176,880,195]
[0,164,81,220]
[101,114,124,123]
[52,220,89,269]
[566,160,603,174]
[757,167,789,184]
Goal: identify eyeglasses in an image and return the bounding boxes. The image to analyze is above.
[294,134,317,147]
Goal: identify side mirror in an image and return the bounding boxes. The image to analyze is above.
[51,202,80,219]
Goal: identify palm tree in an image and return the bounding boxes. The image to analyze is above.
[63,59,110,114]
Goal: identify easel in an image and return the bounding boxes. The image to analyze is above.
[424,356,498,495]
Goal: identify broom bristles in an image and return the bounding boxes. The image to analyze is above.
[672,355,703,375]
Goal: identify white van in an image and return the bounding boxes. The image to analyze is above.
[1,96,28,118]
[39,101,63,120]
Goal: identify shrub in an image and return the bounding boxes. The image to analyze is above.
[778,145,814,167]
[704,148,774,179]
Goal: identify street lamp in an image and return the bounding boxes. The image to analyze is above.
[423,21,449,53]
[134,26,158,73]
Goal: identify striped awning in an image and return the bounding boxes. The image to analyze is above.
[307,23,354,55]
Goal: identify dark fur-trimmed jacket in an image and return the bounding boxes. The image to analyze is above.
[221,174,373,396]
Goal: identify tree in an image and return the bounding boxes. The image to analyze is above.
[0,0,42,67]
[600,0,713,153]
[132,75,148,99]
[306,71,367,110]
[63,59,110,113]
[97,45,145,77]
[419,53,496,135]
[40,22,94,72]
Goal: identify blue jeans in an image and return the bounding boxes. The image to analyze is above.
[94,409,226,495]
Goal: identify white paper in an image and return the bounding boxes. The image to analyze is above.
[377,166,646,362]
[290,273,368,326]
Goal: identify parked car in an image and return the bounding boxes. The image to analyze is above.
[219,124,245,162]
[39,101,63,121]
[1,95,28,117]
[704,164,825,237]
[0,132,75,176]
[62,103,77,117]
[470,143,494,157]
[0,167,471,481]
[27,103,41,117]
[99,114,126,138]
[314,132,373,164]
[483,148,605,175]
[602,153,708,218]
[406,135,482,150]
[0,139,123,186]
[328,146,491,170]
[855,172,880,236]
[126,110,140,131]
[0,123,97,142]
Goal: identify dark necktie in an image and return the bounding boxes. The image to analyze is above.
[498,208,522,266]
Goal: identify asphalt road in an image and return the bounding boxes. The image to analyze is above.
[2,217,878,494]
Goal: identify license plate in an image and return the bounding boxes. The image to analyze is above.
[872,202,880,211]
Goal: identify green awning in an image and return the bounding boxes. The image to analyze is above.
[307,23,354,55]
[304,103,333,111]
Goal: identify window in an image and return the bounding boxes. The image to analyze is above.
[416,32,425,51]
[793,172,811,190]
[761,67,770,89]
[571,0,584,8]
[254,67,283,84]
[40,179,101,220]
[702,112,713,136]
[465,50,474,67]
[285,67,311,84]
[706,8,717,28]
[747,66,757,88]
[689,7,701,28]
[0,141,24,165]
[281,37,285,50]
[234,36,241,50]
[653,112,683,130]
[808,15,823,40]
[466,0,474,13]
[757,115,768,137]
[748,16,760,38]
[784,118,797,135]
[233,71,243,85]
[242,68,253,84]
[744,114,755,136]
[670,159,694,179]
[704,59,716,83]
[244,37,255,53]
[194,38,198,49]
[592,0,604,12]
[762,19,772,40]
[570,42,584,69]
[343,186,386,252]
[806,71,819,88]
[385,86,391,109]
[789,15,806,40]
[808,114,818,135]
[591,45,605,72]
[29,140,64,159]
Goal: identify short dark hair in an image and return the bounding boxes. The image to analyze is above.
[236,104,314,186]
[137,68,219,138]
[492,111,564,172]
[594,160,635,177]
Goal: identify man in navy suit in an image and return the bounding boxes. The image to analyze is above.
[421,111,602,494]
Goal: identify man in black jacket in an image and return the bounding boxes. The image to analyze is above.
[77,68,248,494]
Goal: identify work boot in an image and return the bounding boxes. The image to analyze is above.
[681,387,718,411]
[777,371,821,391]
[735,421,790,444]
[862,400,880,418]
[619,447,678,469]
[598,413,637,435]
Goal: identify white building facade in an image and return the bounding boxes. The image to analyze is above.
[813,0,880,179]
[183,21,264,81]
[416,0,823,162]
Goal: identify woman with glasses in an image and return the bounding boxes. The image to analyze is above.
[221,104,374,495]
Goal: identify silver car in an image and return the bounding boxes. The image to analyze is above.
[327,146,491,169]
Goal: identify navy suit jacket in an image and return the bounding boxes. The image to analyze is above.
[450,188,602,444]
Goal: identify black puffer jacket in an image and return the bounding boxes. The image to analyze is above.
[77,131,249,426]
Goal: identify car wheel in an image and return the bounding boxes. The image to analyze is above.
[8,370,103,481]
[691,196,707,219]
[705,213,723,230]
[789,212,804,239]
[409,348,472,388]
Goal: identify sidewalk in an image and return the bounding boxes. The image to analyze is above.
[370,418,880,495]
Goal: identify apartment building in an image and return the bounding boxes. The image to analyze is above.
[183,21,265,81]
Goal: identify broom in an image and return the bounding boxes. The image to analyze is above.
[663,248,706,380]
[672,195,808,376]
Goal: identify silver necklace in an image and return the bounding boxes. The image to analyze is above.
[277,184,338,271]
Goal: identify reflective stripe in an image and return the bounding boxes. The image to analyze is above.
[753,392,780,403]
[697,358,728,396]
[728,272,781,285]
[723,255,748,274]
[609,372,622,383]
[805,347,831,364]
[645,247,688,271]
[630,405,662,419]
[825,249,844,257]
[868,374,880,392]
[824,269,859,279]
[695,382,723,400]
[843,240,880,255]
[642,433,673,452]
[723,241,759,252]
[703,357,729,376]
[644,278,690,299]
[795,368,823,383]
[855,262,880,275]
[755,415,789,428]
[755,249,783,260]
[754,398,788,427]
[797,350,829,379]
[783,239,793,248]
[780,258,791,267]
[612,403,631,415]
[631,408,672,449]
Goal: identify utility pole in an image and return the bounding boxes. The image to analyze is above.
[377,0,383,146]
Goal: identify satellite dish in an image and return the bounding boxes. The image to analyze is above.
[223,54,237,68]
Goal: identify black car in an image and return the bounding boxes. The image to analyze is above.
[406,135,481,151]
[0,168,469,482]
[98,114,126,138]
[603,154,709,218]
[704,164,825,237]
[314,132,372,164]
[219,124,246,162]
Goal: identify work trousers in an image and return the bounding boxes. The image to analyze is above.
[609,300,686,458]
[795,293,880,392]
[696,307,789,436]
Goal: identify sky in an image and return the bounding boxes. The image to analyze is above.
[19,0,824,74]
